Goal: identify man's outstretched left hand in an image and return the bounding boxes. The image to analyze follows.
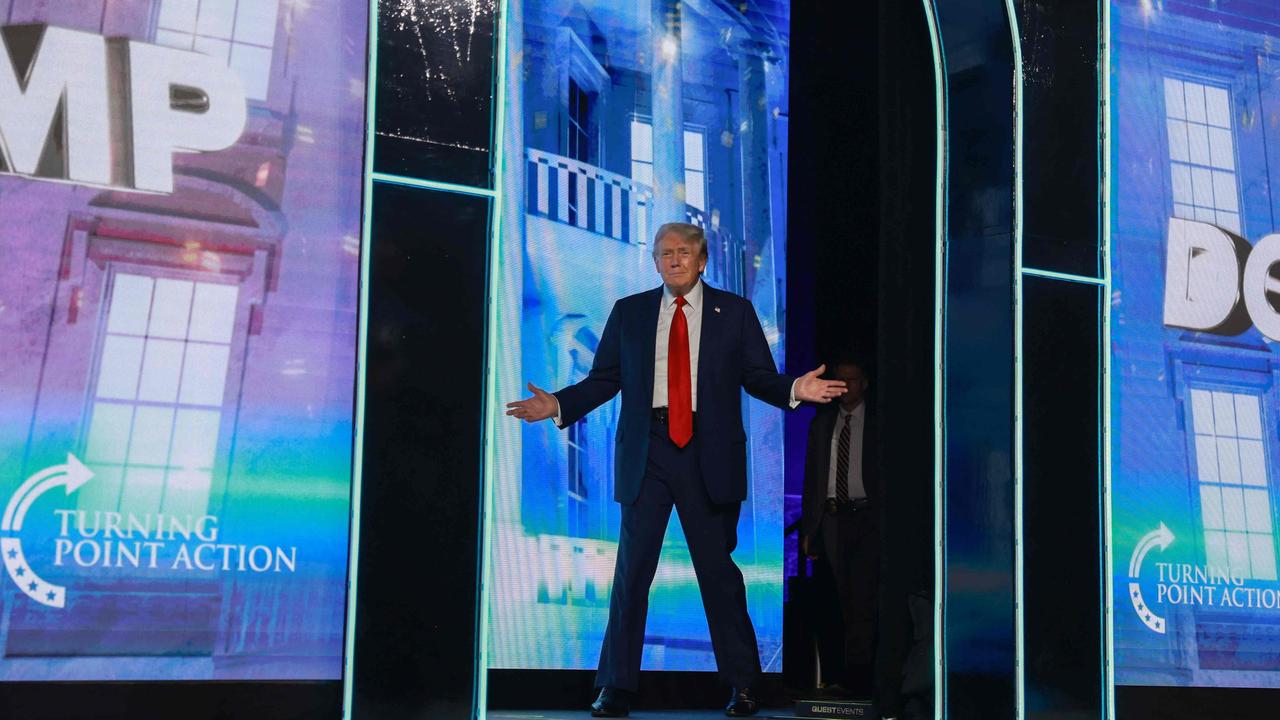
[793,364,847,403]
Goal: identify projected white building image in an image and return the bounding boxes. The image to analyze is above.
[487,0,791,672]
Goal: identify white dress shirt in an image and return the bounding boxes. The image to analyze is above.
[827,402,866,500]
[553,278,798,425]
[654,279,798,411]
[653,280,705,409]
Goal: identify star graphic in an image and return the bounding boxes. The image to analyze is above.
[6,549,16,560]
[45,591,55,602]
[27,581,37,592]
[15,567,24,577]
[1144,613,1152,621]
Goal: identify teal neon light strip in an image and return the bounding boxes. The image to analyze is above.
[1021,267,1105,285]
[1005,0,1026,716]
[371,171,498,198]
[342,0,379,716]
[1101,0,1116,716]
[920,1,947,717]
[475,0,511,716]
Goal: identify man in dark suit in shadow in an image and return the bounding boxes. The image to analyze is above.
[508,223,846,717]
[800,358,879,699]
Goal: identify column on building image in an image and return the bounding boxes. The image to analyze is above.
[736,39,775,305]
[734,34,783,625]
[650,0,686,228]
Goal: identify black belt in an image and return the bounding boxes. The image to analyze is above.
[651,406,696,424]
[825,497,871,515]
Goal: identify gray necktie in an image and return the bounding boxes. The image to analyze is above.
[836,413,851,502]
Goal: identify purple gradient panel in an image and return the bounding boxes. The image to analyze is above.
[0,1,368,680]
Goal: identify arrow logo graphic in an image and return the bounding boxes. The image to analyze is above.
[1,453,94,609]
[1128,523,1175,634]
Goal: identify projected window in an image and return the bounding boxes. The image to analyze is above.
[631,120,708,212]
[567,79,593,163]
[82,273,238,519]
[565,79,595,225]
[1189,388,1277,580]
[155,0,280,101]
[1164,78,1241,234]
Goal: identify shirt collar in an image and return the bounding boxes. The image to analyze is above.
[838,402,865,421]
[663,278,703,311]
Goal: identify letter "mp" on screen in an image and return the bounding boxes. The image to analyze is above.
[0,24,247,194]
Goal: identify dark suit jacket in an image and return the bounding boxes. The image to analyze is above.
[800,405,879,539]
[554,282,795,505]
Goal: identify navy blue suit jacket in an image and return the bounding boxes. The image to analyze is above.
[554,282,795,505]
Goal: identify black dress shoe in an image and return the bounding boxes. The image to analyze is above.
[591,687,630,718]
[725,687,759,717]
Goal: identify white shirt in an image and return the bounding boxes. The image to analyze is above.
[653,280,705,409]
[553,278,798,425]
[827,402,866,500]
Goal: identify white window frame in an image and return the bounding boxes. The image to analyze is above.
[630,118,710,212]
[81,268,240,520]
[1188,387,1278,581]
[1163,77,1242,235]
[153,0,279,102]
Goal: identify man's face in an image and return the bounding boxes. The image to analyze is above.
[834,363,868,408]
[652,232,708,296]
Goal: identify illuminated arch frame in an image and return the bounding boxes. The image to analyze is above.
[342,0,507,716]
[1103,0,1115,716]
[1005,1,1114,719]
[920,2,946,718]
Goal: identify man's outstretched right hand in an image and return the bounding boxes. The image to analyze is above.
[506,382,560,423]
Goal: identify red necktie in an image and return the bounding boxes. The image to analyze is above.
[668,296,693,447]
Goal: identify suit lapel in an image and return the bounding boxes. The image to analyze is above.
[642,286,662,404]
[697,282,722,403]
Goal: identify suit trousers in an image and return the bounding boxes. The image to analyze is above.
[595,420,762,691]
[818,505,879,689]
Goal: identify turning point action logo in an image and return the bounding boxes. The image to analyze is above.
[0,454,93,608]
[1127,523,1175,634]
[2,453,298,609]
[1129,522,1280,634]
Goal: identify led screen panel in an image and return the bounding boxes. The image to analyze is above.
[0,3,368,680]
[1112,0,1280,688]
[487,0,790,671]
[374,0,497,186]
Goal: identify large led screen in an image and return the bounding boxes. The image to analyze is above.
[487,0,790,671]
[1112,0,1280,688]
[0,2,367,680]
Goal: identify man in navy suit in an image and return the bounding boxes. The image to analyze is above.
[508,223,845,717]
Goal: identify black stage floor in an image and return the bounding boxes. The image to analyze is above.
[490,711,807,719]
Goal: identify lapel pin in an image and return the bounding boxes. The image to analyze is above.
[714,306,720,313]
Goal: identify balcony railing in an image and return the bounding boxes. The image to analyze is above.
[526,148,651,246]
[525,148,747,295]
